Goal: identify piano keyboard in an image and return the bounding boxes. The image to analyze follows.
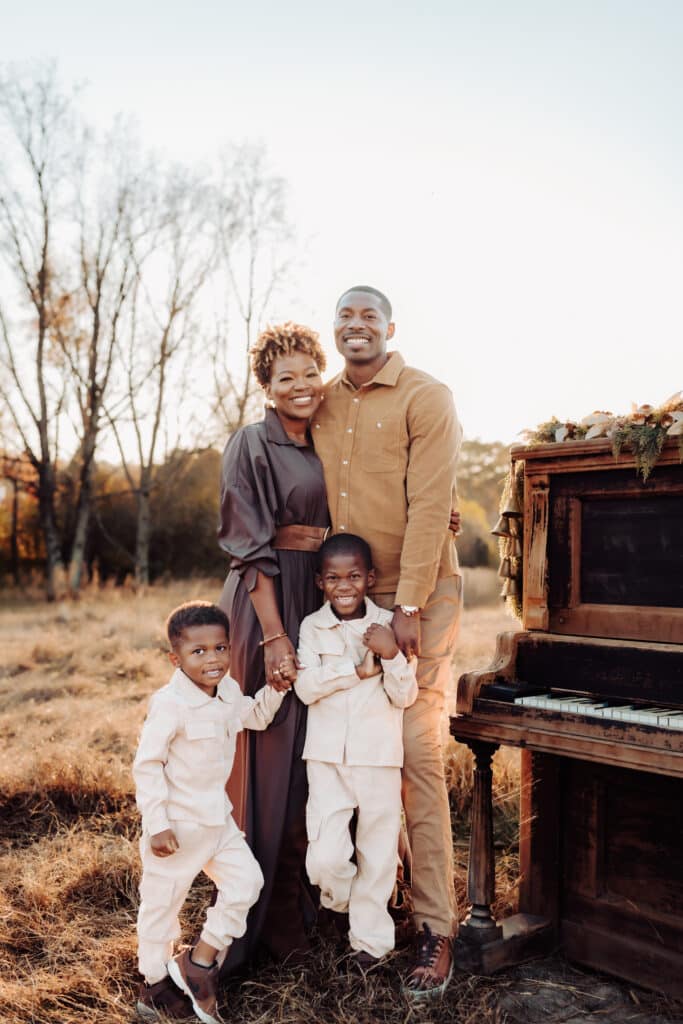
[514,694,683,728]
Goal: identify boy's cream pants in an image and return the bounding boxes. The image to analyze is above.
[137,817,263,984]
[305,761,402,959]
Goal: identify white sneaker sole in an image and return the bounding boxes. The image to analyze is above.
[401,959,454,1000]
[167,959,223,1024]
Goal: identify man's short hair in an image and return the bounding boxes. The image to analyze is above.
[336,286,392,321]
[166,601,230,647]
[317,532,374,573]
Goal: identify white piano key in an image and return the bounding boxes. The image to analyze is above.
[510,693,683,730]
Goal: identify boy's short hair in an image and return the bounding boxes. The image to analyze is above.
[317,532,374,573]
[166,601,230,647]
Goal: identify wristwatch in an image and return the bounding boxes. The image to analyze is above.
[399,605,420,616]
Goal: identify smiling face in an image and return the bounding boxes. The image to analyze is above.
[333,290,395,377]
[316,551,376,620]
[169,623,231,696]
[265,350,325,431]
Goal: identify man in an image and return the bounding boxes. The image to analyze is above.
[310,285,462,998]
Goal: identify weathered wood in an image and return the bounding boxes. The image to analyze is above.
[511,436,683,472]
[458,741,503,945]
[453,438,683,996]
[562,920,683,999]
[518,751,561,923]
[453,913,555,974]
[451,701,683,778]
[523,474,550,630]
[455,631,521,715]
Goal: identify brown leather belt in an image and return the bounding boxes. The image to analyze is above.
[273,524,329,551]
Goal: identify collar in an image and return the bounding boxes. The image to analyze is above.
[263,405,310,446]
[170,667,235,707]
[339,351,405,391]
[315,597,386,630]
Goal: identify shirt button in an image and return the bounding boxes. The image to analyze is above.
[341,491,347,497]
[314,423,320,429]
[347,427,353,433]
[342,459,348,465]
[339,525,346,530]
[353,397,360,403]
[376,422,382,428]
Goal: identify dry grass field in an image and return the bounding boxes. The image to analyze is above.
[1,574,681,1024]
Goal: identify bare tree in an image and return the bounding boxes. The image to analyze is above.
[0,62,76,598]
[211,145,294,438]
[105,167,216,587]
[52,132,139,593]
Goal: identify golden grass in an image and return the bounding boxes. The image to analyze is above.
[1,581,680,1023]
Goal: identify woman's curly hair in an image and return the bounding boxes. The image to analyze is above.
[250,322,327,388]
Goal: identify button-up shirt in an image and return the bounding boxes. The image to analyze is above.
[311,352,462,608]
[294,599,418,767]
[133,668,285,836]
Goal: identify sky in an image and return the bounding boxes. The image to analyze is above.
[3,1,683,443]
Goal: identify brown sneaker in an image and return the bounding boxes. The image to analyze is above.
[167,949,224,1024]
[402,923,453,999]
[136,975,194,1020]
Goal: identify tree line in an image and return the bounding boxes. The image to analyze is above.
[0,62,291,597]
[0,438,508,590]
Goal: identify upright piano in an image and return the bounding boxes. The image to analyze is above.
[451,437,683,997]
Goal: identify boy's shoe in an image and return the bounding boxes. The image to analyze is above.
[401,923,453,1000]
[167,950,224,1024]
[136,976,194,1021]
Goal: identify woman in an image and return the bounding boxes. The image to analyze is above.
[217,323,329,970]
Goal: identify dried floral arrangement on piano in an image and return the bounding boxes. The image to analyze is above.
[497,391,683,618]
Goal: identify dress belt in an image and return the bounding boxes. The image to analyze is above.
[273,524,330,551]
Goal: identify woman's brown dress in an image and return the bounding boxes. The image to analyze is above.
[217,407,329,970]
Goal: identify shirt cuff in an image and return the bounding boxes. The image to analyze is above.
[380,650,408,671]
[145,810,171,837]
[394,581,430,607]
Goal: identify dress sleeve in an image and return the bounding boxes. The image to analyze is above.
[218,426,280,592]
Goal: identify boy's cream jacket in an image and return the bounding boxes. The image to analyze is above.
[294,599,418,767]
[133,668,284,836]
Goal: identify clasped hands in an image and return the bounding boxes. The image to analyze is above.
[355,623,399,678]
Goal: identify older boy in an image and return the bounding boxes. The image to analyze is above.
[288,534,417,967]
[311,286,462,996]
[134,601,286,1024]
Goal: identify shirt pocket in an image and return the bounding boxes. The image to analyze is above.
[360,415,401,473]
[185,719,222,761]
[186,720,217,741]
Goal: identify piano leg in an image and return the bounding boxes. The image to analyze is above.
[458,741,503,945]
[453,741,556,974]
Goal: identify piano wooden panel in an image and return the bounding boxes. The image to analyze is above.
[451,438,683,997]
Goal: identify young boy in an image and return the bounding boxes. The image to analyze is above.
[286,533,418,968]
[134,601,286,1024]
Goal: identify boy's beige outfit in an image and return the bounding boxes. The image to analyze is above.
[295,599,418,958]
[311,352,463,938]
[133,667,284,984]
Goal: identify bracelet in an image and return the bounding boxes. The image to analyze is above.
[258,631,288,647]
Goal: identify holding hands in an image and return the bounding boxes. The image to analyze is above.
[264,635,297,691]
[356,623,399,678]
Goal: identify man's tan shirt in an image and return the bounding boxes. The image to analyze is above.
[311,352,462,608]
